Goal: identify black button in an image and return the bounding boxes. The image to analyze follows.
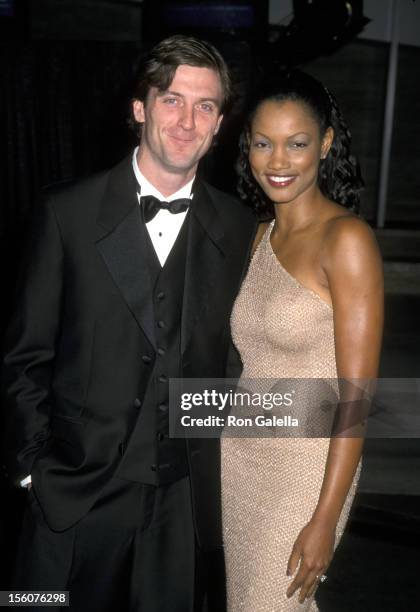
[157,433,165,442]
[151,464,157,471]
[157,320,166,329]
[157,291,165,300]
[159,404,168,412]
[157,347,166,356]
[142,355,152,364]
[134,398,142,408]
[159,374,168,383]
[118,443,125,457]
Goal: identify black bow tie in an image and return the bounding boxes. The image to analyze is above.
[141,195,190,223]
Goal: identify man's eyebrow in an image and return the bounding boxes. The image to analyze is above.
[198,97,221,106]
[157,89,183,97]
[158,90,221,106]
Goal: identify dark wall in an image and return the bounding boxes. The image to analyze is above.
[304,38,420,227]
[303,39,388,222]
[387,43,420,225]
[0,41,142,323]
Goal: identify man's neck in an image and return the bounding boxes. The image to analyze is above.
[135,149,196,198]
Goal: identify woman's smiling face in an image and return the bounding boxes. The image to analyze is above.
[248,99,333,205]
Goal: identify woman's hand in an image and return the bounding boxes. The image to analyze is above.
[286,518,335,604]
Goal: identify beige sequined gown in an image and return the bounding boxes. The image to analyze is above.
[221,222,360,612]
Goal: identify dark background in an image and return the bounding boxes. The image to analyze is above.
[1,2,419,610]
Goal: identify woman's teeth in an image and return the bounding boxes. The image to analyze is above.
[267,175,296,185]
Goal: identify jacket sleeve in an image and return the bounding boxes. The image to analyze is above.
[2,196,64,484]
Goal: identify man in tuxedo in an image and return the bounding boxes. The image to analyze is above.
[2,35,256,611]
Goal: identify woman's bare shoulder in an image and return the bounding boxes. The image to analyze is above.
[324,213,378,248]
[321,213,382,272]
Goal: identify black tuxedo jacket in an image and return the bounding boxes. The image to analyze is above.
[2,156,257,550]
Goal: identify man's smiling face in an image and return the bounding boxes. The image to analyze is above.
[133,64,224,184]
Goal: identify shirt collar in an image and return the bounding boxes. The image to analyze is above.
[132,146,194,202]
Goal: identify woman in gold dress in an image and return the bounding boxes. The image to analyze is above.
[221,71,383,611]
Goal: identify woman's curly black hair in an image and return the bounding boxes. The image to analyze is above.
[236,70,364,219]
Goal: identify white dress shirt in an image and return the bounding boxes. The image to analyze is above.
[132,147,193,266]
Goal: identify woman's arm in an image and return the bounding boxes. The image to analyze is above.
[286,217,384,603]
[313,217,383,521]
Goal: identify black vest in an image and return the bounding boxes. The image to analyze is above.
[116,215,190,486]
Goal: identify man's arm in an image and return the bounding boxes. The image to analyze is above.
[2,196,64,485]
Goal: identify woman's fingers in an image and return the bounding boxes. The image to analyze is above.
[286,567,303,598]
[298,569,321,603]
[286,560,308,598]
[305,574,323,600]
[286,522,332,601]
[286,559,327,601]
[286,543,301,577]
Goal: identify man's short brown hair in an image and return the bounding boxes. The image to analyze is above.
[128,35,232,135]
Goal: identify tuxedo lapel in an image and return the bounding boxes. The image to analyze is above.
[181,179,227,355]
[95,157,156,349]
